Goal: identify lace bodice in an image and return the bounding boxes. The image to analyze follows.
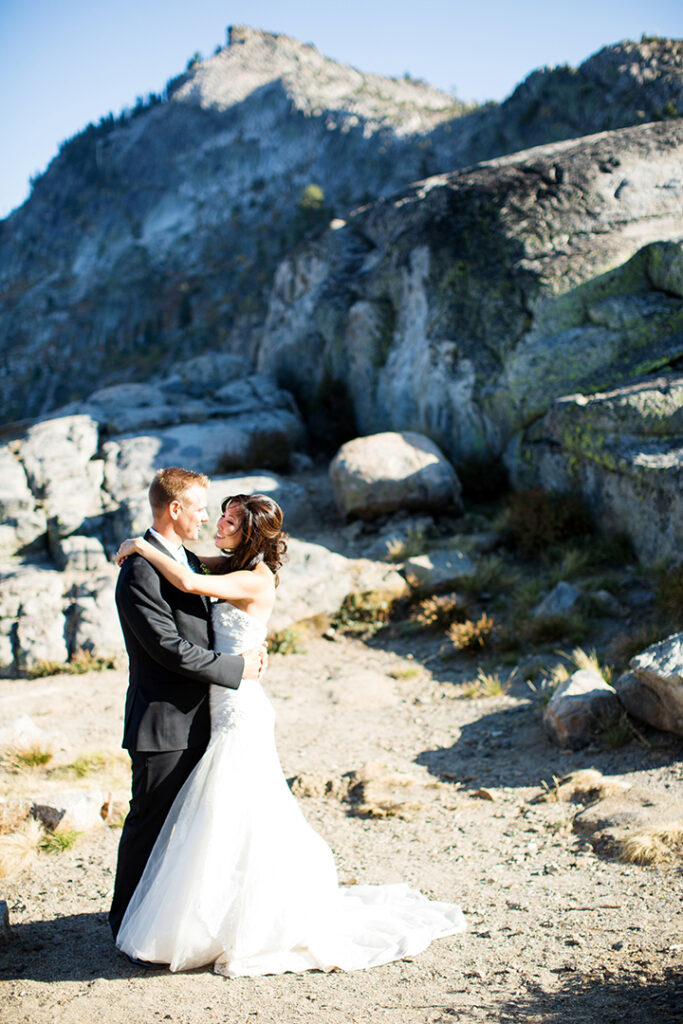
[212,601,267,654]
[210,602,270,734]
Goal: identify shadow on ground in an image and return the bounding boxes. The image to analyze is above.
[496,966,682,1024]
[414,700,683,792]
[0,913,175,981]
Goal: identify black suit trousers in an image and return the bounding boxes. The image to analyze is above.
[109,745,205,939]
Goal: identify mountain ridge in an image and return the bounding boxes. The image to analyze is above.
[1,27,681,425]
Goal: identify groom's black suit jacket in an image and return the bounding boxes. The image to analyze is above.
[115,530,243,753]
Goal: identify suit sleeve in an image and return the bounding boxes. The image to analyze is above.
[116,556,244,689]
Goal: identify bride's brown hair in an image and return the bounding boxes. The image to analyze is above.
[220,493,287,585]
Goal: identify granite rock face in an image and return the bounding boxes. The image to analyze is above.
[259,122,683,467]
[1,31,682,426]
[506,373,683,564]
[0,355,306,558]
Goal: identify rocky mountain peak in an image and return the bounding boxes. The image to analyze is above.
[168,24,463,133]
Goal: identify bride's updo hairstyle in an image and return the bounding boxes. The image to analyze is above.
[220,493,287,585]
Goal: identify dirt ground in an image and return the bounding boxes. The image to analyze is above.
[0,613,681,1024]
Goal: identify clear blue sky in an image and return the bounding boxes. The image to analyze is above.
[1,0,681,218]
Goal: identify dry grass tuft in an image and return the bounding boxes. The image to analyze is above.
[459,667,515,698]
[445,613,496,653]
[568,646,612,683]
[618,823,683,865]
[3,743,54,773]
[535,768,629,805]
[0,818,41,878]
[411,592,466,629]
[385,527,428,562]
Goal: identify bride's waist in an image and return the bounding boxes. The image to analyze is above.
[210,676,264,705]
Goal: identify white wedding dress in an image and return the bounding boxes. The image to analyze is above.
[116,602,466,976]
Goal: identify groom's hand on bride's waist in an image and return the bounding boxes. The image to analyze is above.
[241,644,268,681]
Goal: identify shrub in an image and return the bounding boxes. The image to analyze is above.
[444,613,496,653]
[459,555,518,597]
[267,627,307,655]
[40,829,80,853]
[5,744,53,771]
[332,591,396,636]
[28,651,117,678]
[411,592,466,629]
[27,660,67,678]
[68,650,118,673]
[504,488,593,555]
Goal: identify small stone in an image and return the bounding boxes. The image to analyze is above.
[473,787,497,801]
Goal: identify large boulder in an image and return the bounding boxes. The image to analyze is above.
[506,373,683,565]
[329,431,463,520]
[259,122,683,465]
[615,632,683,735]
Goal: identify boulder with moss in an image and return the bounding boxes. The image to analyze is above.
[505,373,683,564]
[259,122,683,466]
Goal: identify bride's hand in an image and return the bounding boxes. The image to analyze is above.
[115,537,142,566]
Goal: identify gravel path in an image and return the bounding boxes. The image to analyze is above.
[1,626,682,1024]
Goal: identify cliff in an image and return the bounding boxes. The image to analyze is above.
[1,29,681,425]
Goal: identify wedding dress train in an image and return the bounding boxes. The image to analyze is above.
[116,602,465,976]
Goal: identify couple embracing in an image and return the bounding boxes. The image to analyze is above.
[111,466,465,977]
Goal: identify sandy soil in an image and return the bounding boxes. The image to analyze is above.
[1,614,682,1024]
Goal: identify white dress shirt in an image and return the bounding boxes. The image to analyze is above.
[148,527,190,567]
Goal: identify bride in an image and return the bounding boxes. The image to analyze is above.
[114,492,465,976]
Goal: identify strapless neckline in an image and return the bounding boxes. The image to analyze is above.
[218,601,267,629]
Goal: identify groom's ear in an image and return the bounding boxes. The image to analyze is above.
[169,500,183,521]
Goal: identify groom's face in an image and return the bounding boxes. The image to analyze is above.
[173,484,209,543]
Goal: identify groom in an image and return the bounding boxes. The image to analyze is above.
[109,466,264,941]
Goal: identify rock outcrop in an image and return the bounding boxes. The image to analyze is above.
[506,373,683,565]
[258,122,683,468]
[1,31,681,425]
[0,354,306,560]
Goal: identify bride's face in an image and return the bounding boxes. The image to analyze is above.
[215,504,243,551]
